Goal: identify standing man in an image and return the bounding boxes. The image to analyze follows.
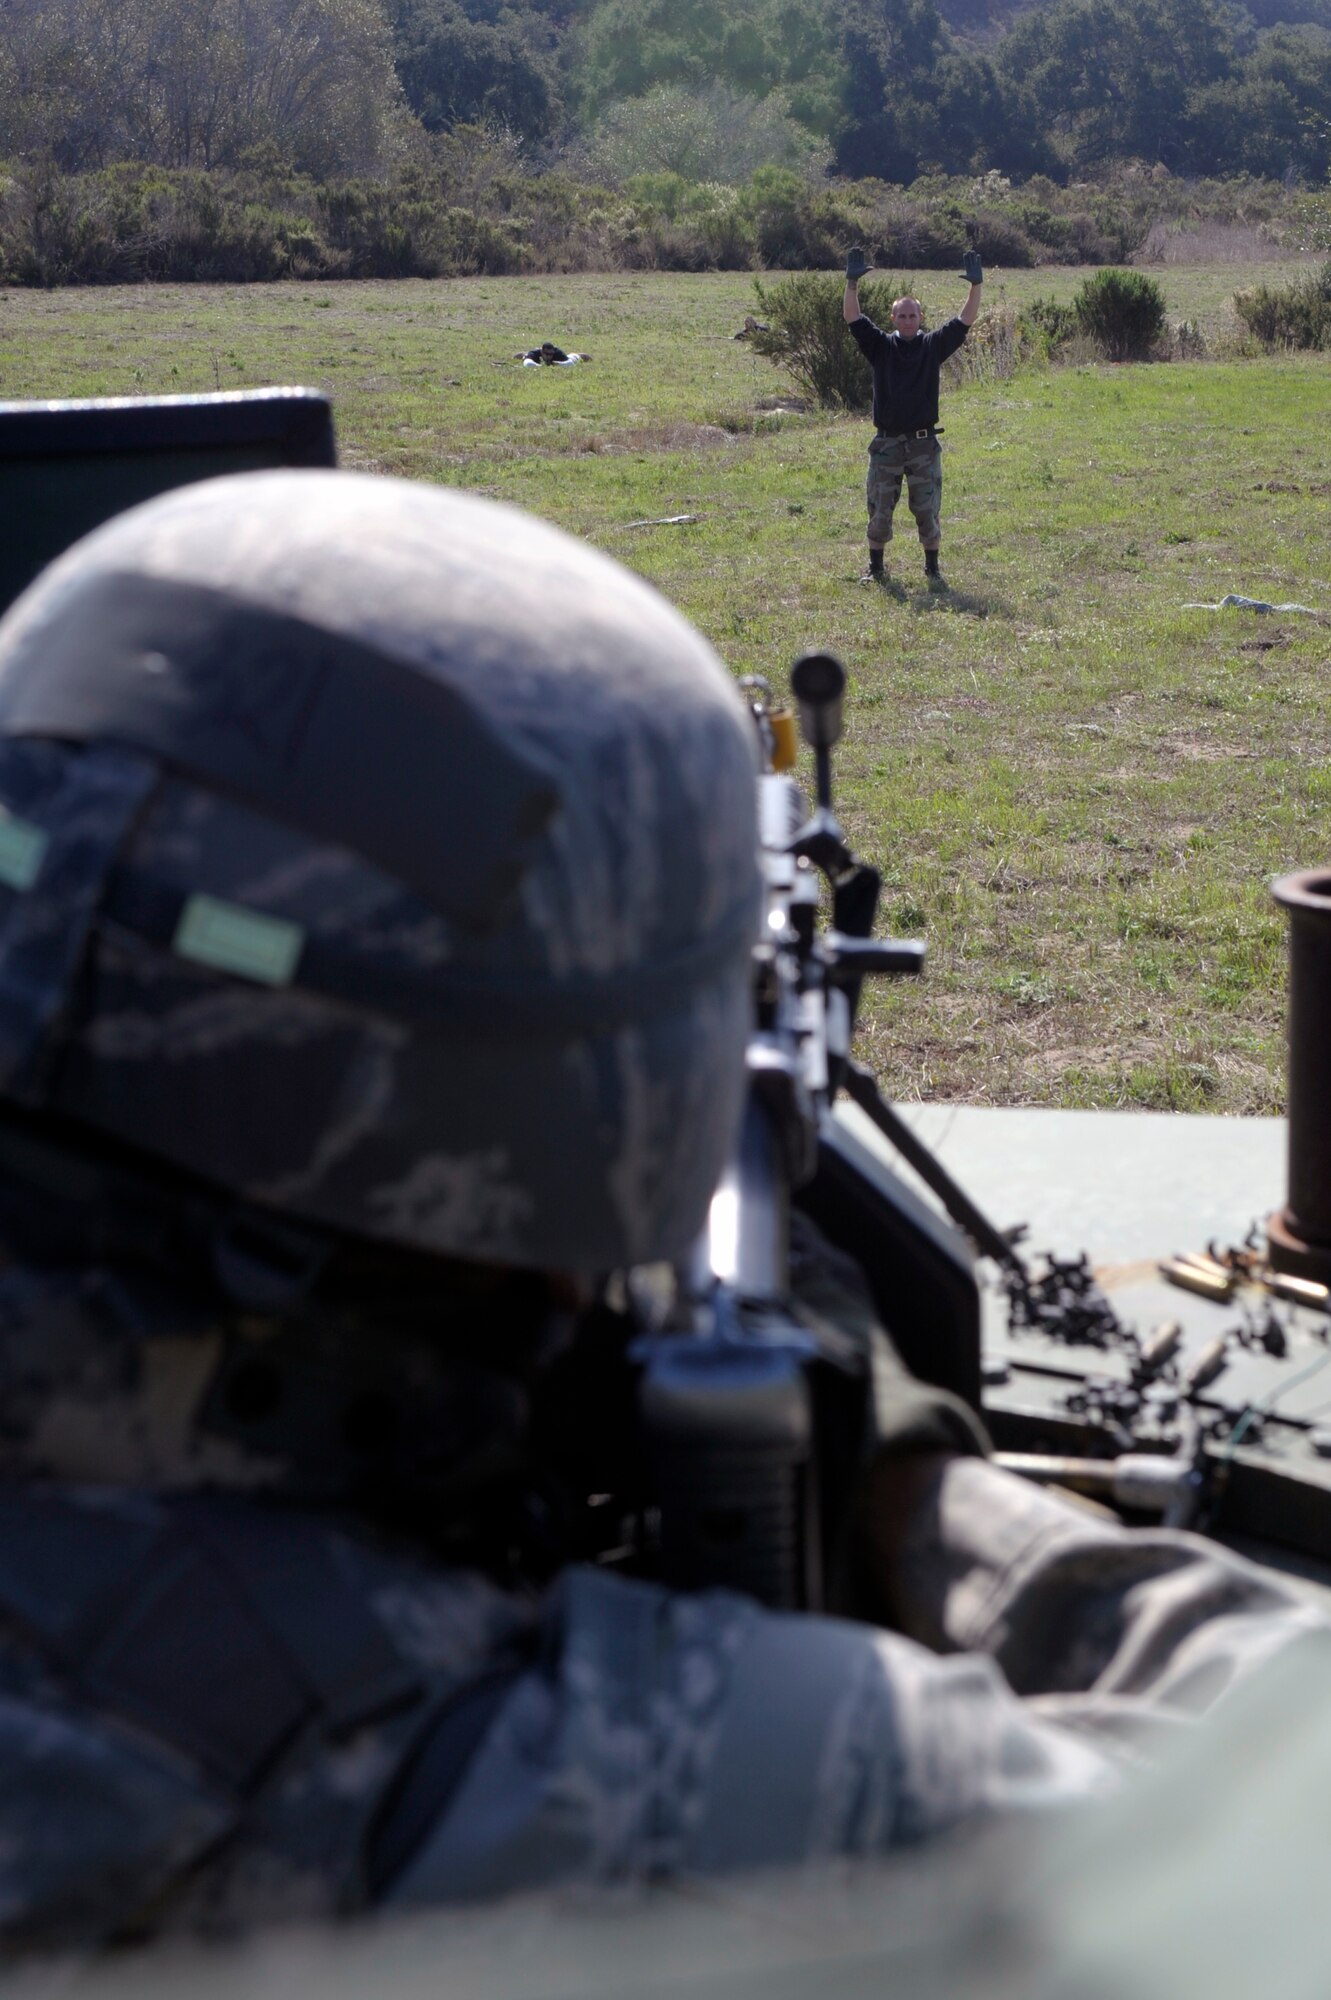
[844,246,982,587]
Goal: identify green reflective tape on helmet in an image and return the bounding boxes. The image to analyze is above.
[0,812,50,891]
[174,893,304,987]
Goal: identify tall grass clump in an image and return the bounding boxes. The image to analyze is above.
[1234,261,1331,350]
[944,306,1020,382]
[1073,268,1167,361]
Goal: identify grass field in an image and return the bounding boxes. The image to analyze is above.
[2,263,1328,1113]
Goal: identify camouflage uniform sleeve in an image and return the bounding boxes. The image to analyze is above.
[885,1456,1330,1754]
[385,1474,1331,1897]
[0,1693,232,1951]
[383,1564,1121,1904]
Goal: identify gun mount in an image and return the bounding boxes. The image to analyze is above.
[642,649,1331,1599]
[634,653,1031,1611]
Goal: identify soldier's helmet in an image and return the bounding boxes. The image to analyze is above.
[0,471,760,1275]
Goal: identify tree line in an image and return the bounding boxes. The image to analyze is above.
[393,0,1331,185]
[0,0,402,175]
[3,0,1330,188]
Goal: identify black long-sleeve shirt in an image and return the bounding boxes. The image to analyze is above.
[848,314,968,433]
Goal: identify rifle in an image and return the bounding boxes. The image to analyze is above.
[632,652,1020,1611]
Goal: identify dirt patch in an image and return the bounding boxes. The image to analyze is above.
[983,863,1038,894]
[1019,1040,1145,1083]
[1163,736,1255,762]
[581,422,738,454]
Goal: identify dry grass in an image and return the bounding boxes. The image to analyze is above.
[1139,220,1290,266]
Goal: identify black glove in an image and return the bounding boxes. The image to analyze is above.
[962,249,983,286]
[790,1216,990,1463]
[845,245,872,283]
[790,1215,989,1626]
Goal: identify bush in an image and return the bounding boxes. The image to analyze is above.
[737,167,860,271]
[1233,262,1331,350]
[1018,295,1079,358]
[748,271,899,410]
[1072,268,1167,361]
[965,211,1036,268]
[0,160,1316,289]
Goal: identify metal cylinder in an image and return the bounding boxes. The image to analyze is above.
[1269,867,1331,1284]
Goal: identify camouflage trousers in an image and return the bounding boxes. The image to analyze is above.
[866,432,943,547]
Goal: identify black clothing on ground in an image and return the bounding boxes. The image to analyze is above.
[848,316,968,435]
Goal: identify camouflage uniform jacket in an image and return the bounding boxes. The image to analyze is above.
[0,1176,1324,1952]
[1,1444,1323,1950]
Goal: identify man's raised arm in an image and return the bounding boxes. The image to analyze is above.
[959,249,983,327]
[844,245,871,322]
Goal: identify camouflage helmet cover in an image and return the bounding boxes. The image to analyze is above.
[0,472,761,1273]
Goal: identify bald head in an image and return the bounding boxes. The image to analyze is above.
[891,297,923,340]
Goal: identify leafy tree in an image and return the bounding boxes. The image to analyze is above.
[1233,25,1331,175]
[571,0,846,140]
[994,0,1234,170]
[0,0,404,173]
[588,83,823,183]
[390,0,562,141]
[833,0,1048,179]
[1181,75,1309,177]
[1231,0,1331,28]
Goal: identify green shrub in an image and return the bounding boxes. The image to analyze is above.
[1072,268,1167,361]
[1018,295,1079,358]
[965,212,1036,268]
[1233,262,1331,350]
[622,172,694,223]
[741,167,859,271]
[0,161,1312,289]
[748,271,898,410]
[696,205,757,269]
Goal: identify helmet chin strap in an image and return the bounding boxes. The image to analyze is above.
[0,1095,327,1307]
[0,1097,556,1514]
